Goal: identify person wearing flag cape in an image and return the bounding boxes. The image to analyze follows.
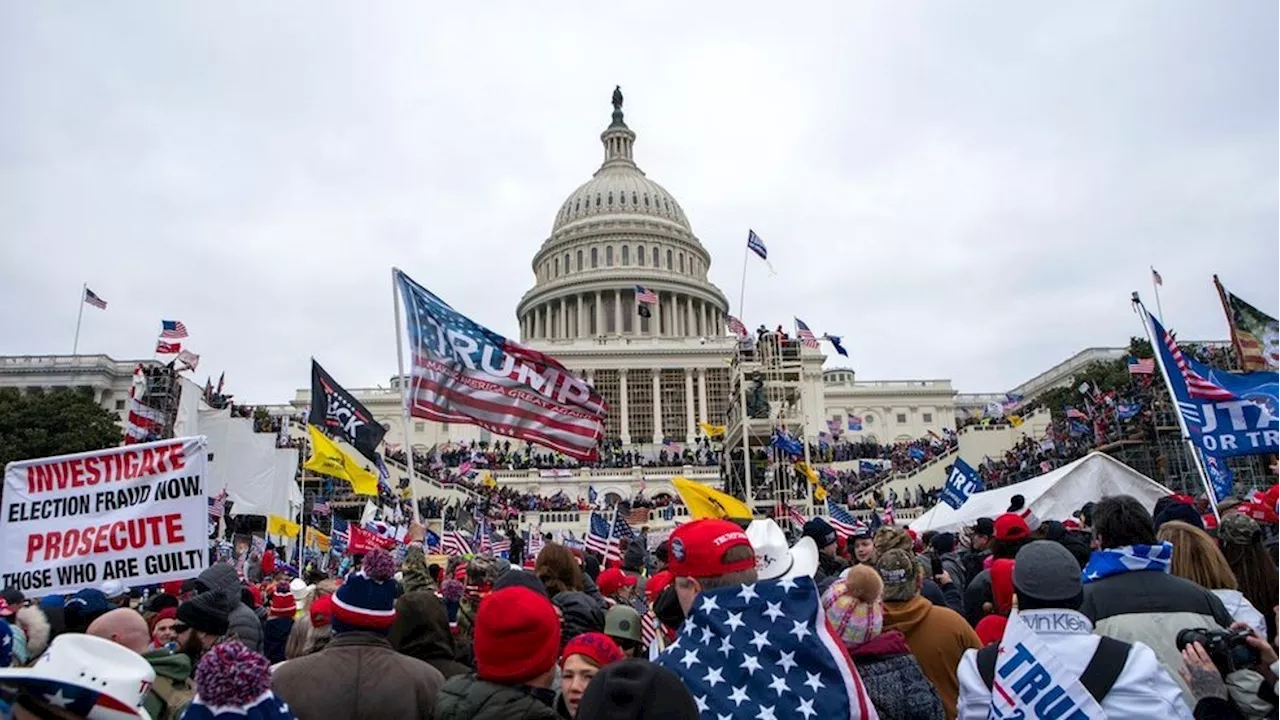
[956,541,1192,719]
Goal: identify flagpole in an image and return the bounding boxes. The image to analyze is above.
[1211,275,1245,371]
[72,283,86,355]
[392,268,423,524]
[737,240,749,322]
[1150,266,1165,325]
[1131,294,1219,520]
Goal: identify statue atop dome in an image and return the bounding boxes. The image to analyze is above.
[610,85,626,127]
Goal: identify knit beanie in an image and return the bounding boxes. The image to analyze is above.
[149,607,178,637]
[331,549,398,634]
[561,632,625,669]
[575,658,699,720]
[268,584,297,619]
[821,566,884,648]
[474,586,561,685]
[975,614,1008,645]
[183,641,296,720]
[178,591,233,637]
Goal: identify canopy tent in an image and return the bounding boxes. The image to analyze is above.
[909,452,1173,535]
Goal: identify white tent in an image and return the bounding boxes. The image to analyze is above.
[909,452,1173,534]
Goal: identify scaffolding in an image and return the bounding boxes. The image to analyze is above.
[721,331,817,515]
[137,363,184,441]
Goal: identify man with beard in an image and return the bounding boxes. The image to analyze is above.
[174,591,234,665]
[803,517,850,580]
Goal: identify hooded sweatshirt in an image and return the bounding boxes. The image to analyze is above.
[388,591,471,679]
[883,594,981,720]
[196,563,262,652]
[142,648,194,720]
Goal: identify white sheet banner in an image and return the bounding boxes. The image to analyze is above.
[988,611,1106,719]
[1,436,210,596]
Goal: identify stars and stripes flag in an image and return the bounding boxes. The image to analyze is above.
[726,315,749,339]
[1151,266,1163,287]
[1127,357,1155,375]
[635,285,658,304]
[795,318,820,349]
[525,525,544,562]
[655,577,876,719]
[312,500,330,516]
[641,610,660,650]
[586,510,632,562]
[395,269,607,461]
[826,500,866,538]
[208,491,227,519]
[489,530,511,556]
[83,287,107,309]
[881,497,895,526]
[1155,315,1236,401]
[160,319,189,339]
[155,340,181,355]
[747,229,768,260]
[441,523,473,556]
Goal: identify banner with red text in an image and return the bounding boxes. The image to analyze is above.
[1,436,210,596]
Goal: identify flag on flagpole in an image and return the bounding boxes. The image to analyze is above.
[1151,267,1163,286]
[823,334,848,357]
[795,318,820,349]
[725,315,748,339]
[159,320,189,339]
[83,288,107,309]
[303,424,381,496]
[746,230,776,274]
[1127,357,1155,375]
[634,285,658,304]
[155,340,181,355]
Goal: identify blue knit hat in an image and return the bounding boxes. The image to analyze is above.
[183,641,296,720]
[331,548,398,634]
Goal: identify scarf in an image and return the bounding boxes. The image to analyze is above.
[1081,542,1173,584]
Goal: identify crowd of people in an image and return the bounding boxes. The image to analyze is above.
[0,484,1276,719]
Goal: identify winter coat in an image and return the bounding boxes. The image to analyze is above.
[433,674,561,720]
[263,617,293,665]
[937,551,967,593]
[883,594,982,720]
[273,632,445,720]
[196,563,262,652]
[551,591,605,645]
[1211,589,1268,638]
[142,648,194,720]
[389,591,472,679]
[849,630,945,720]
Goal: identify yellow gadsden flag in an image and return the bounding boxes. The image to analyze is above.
[304,424,379,496]
[672,477,753,521]
[698,422,727,438]
[267,514,301,539]
[304,527,331,553]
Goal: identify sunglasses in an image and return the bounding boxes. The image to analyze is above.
[172,622,190,634]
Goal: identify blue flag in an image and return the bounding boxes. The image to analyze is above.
[824,335,849,357]
[1115,403,1142,421]
[770,429,804,458]
[1203,455,1235,503]
[939,458,983,510]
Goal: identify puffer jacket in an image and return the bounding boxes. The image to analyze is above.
[196,563,262,652]
[849,630,945,720]
[433,674,560,720]
[551,591,604,648]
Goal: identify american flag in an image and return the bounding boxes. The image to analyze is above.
[635,285,658,304]
[881,497,895,526]
[1151,266,1163,287]
[795,318,820,349]
[525,525,544,560]
[586,510,632,562]
[726,315,749,339]
[312,500,330,516]
[489,530,511,556]
[641,610,660,649]
[160,319,189,339]
[655,577,875,719]
[208,491,227,519]
[1127,357,1155,375]
[442,523,473,556]
[826,499,866,538]
[1153,313,1236,401]
[395,269,607,462]
[83,287,107,309]
[1066,406,1089,420]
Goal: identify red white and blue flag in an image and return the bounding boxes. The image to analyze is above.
[83,287,107,309]
[795,318,820,349]
[826,500,867,538]
[635,285,658,304]
[395,269,606,461]
[655,577,876,719]
[159,319,189,339]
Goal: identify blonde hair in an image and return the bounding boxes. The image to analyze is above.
[1157,520,1238,590]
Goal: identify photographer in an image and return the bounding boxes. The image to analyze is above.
[1179,622,1278,719]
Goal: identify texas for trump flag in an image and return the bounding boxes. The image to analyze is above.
[394,269,606,461]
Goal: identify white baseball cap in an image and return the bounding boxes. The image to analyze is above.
[0,633,155,719]
[746,519,819,581]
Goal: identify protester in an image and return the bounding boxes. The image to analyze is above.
[88,607,196,719]
[956,540,1193,718]
[273,548,445,719]
[574,659,699,720]
[1217,512,1280,641]
[1157,520,1269,637]
[264,583,297,664]
[151,607,180,649]
[803,517,850,579]
[0,633,155,719]
[602,605,644,658]
[558,632,625,717]
[176,591,236,664]
[195,563,263,652]
[389,591,471,679]
[962,513,1031,626]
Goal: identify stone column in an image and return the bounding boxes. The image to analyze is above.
[633,292,642,336]
[684,368,696,443]
[697,367,708,424]
[651,370,663,444]
[560,300,568,339]
[684,297,693,337]
[614,289,623,335]
[619,369,631,445]
[577,295,587,338]
[594,291,602,336]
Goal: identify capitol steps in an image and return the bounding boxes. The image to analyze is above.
[382,455,479,503]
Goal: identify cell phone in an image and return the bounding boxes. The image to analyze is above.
[930,554,944,577]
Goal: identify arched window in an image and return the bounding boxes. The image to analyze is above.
[679,253,685,273]
[638,245,646,266]
[554,257,559,276]
[622,246,630,265]
[606,246,614,266]
[666,249,673,269]
[591,247,598,268]
[576,250,583,271]
[652,247,659,266]
[607,192,613,206]
[563,253,569,274]
[595,194,601,207]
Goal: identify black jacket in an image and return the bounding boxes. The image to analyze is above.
[434,675,561,720]
[390,591,472,680]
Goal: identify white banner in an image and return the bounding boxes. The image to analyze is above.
[1,437,210,596]
[988,611,1106,719]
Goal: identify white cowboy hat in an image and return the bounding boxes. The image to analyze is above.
[746,519,819,581]
[0,633,154,720]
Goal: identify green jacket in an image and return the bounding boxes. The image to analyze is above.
[434,675,560,720]
[142,648,194,720]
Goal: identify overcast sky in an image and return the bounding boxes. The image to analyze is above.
[2,2,1275,404]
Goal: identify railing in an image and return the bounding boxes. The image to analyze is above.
[383,456,480,499]
[502,503,925,529]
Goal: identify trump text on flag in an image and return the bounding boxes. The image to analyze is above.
[1,437,210,595]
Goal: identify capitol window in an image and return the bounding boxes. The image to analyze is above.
[679,253,685,273]
[638,245,646,266]
[606,246,613,266]
[622,245,630,265]
[595,194,601,207]
[644,194,650,207]
[652,247,659,266]
[608,192,613,206]
[923,412,933,423]
[577,250,583,270]
[896,413,907,424]
[666,249,673,269]
[591,248,598,268]
[554,257,560,276]
[632,192,638,205]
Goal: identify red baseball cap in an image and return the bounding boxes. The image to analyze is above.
[667,519,755,578]
[645,570,674,604]
[596,568,637,597]
[993,513,1030,542]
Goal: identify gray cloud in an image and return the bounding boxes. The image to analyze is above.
[1,1,1274,403]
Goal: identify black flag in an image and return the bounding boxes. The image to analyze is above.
[309,360,386,462]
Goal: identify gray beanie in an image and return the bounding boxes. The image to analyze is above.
[1012,540,1082,604]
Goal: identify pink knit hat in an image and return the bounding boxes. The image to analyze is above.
[820,565,884,648]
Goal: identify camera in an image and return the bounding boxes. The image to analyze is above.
[1176,627,1260,674]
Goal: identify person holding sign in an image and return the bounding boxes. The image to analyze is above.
[955,540,1194,719]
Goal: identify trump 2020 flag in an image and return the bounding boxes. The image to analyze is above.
[939,457,983,510]
[655,577,876,719]
[394,269,607,461]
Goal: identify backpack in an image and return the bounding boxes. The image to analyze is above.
[976,636,1131,704]
[150,675,196,720]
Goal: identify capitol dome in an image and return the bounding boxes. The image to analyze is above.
[516,88,730,344]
